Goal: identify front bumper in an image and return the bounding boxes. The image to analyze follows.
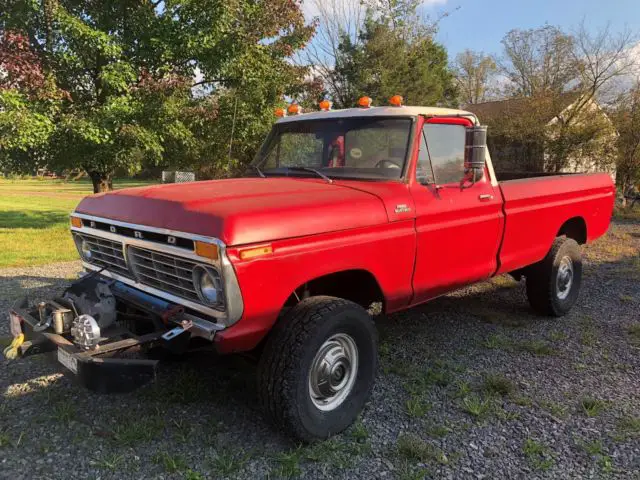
[5,278,225,393]
[8,299,159,393]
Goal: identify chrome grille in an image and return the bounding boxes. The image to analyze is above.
[128,246,201,303]
[75,234,131,278]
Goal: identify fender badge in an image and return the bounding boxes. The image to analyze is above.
[395,204,411,213]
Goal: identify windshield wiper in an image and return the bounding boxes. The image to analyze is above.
[247,164,266,178]
[286,167,333,184]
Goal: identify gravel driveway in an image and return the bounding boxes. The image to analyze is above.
[1,221,639,480]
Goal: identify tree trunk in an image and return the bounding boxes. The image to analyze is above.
[88,171,113,193]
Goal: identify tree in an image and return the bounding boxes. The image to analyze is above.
[302,0,457,108]
[500,25,578,97]
[490,23,636,174]
[544,23,637,172]
[612,81,640,202]
[454,50,497,104]
[327,1,457,108]
[0,0,314,192]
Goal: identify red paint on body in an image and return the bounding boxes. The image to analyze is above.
[75,116,615,354]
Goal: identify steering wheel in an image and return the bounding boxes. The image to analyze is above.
[375,159,401,169]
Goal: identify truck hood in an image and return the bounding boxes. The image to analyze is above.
[75,178,389,246]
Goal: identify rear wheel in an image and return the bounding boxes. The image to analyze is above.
[526,237,582,316]
[257,296,377,442]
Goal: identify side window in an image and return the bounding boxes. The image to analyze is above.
[423,124,466,185]
[416,130,434,184]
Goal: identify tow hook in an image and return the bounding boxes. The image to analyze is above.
[161,319,193,355]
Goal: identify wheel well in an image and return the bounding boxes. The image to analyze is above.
[557,217,587,244]
[286,270,385,313]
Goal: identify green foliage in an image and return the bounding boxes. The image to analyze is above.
[396,433,450,465]
[482,373,515,397]
[0,0,315,190]
[406,395,431,417]
[580,397,607,417]
[329,1,457,108]
[612,82,640,192]
[460,394,493,418]
[522,438,554,470]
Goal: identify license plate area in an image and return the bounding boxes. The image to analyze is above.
[57,348,78,374]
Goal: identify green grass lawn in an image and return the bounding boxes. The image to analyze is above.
[0,178,155,268]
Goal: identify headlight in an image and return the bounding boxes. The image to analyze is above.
[193,265,223,306]
[74,235,92,261]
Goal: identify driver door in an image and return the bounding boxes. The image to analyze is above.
[410,118,504,305]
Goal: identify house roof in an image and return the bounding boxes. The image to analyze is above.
[464,92,582,125]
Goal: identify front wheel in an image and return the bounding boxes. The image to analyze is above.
[257,296,378,442]
[526,237,583,316]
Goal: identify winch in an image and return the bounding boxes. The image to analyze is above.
[30,276,117,349]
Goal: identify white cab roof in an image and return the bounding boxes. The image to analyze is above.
[276,105,478,124]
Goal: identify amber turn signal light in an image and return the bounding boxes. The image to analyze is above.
[287,103,302,115]
[357,96,372,108]
[274,107,286,117]
[70,216,83,228]
[239,245,273,260]
[389,95,403,107]
[195,241,219,260]
[319,99,332,111]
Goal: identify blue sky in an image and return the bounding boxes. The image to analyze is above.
[427,0,640,58]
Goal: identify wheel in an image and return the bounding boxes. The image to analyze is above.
[526,237,583,316]
[257,296,378,442]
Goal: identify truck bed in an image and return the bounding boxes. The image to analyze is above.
[495,172,615,275]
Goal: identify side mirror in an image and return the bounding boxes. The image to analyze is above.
[464,125,488,183]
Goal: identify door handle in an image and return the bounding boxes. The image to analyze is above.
[479,194,494,201]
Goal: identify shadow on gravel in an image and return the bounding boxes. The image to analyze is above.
[0,274,77,305]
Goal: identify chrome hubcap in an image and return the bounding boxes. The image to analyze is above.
[556,256,574,300]
[308,333,358,411]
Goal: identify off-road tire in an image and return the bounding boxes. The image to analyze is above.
[526,237,582,316]
[257,296,377,442]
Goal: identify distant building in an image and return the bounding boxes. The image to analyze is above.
[466,93,617,181]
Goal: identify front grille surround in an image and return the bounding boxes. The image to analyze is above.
[74,233,224,310]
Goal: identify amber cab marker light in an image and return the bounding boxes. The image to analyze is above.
[319,99,332,111]
[357,96,372,108]
[389,95,403,107]
[287,103,302,115]
[70,216,83,228]
[274,107,286,118]
[195,241,219,260]
[239,245,273,260]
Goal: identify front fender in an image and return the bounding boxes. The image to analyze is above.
[215,221,416,353]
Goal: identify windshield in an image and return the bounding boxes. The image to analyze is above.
[252,117,414,180]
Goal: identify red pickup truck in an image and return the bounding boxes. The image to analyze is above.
[6,101,615,442]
